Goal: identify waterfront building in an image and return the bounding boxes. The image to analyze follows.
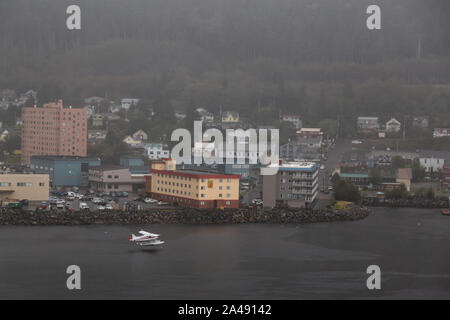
[30,156,101,187]
[263,161,319,208]
[148,158,240,208]
[88,166,136,193]
[21,100,88,164]
[0,173,49,204]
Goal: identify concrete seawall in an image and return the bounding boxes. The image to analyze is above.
[0,206,370,226]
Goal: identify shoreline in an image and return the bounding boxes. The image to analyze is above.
[0,206,370,226]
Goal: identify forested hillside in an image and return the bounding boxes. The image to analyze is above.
[0,0,449,125]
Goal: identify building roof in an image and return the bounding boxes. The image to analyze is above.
[30,155,100,162]
[298,128,321,132]
[386,118,401,125]
[282,114,301,119]
[267,161,318,172]
[339,172,369,178]
[90,165,127,171]
[151,168,240,179]
[419,150,450,160]
[357,117,379,120]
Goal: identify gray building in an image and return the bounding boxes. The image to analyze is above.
[263,161,319,208]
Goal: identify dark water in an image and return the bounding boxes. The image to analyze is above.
[1,207,450,299]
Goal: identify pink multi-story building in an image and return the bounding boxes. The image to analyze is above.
[21,100,87,164]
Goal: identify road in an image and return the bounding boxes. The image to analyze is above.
[318,138,353,191]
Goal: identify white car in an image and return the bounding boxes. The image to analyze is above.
[252,199,263,206]
[79,202,90,211]
[105,204,113,211]
[66,192,76,200]
[56,202,65,209]
[97,205,106,211]
[56,199,65,205]
[320,165,325,170]
[92,197,104,204]
[144,198,157,204]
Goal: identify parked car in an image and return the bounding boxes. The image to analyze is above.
[92,197,104,204]
[120,191,128,197]
[144,198,157,204]
[157,201,169,206]
[79,202,90,211]
[97,205,106,211]
[66,192,75,200]
[105,204,113,211]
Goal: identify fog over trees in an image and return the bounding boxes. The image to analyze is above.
[0,0,449,127]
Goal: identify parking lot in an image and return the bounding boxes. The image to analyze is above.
[36,190,171,212]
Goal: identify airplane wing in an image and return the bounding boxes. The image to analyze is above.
[139,230,160,237]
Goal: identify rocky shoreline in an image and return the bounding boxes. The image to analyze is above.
[0,206,370,226]
[362,198,449,209]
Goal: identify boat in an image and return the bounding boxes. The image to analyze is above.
[441,209,450,216]
[129,230,165,247]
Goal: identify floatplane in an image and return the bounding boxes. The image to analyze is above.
[129,230,165,247]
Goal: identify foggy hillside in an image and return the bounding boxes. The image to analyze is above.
[0,0,449,114]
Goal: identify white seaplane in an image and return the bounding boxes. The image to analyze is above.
[129,230,165,247]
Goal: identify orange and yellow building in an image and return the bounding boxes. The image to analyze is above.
[147,159,240,208]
